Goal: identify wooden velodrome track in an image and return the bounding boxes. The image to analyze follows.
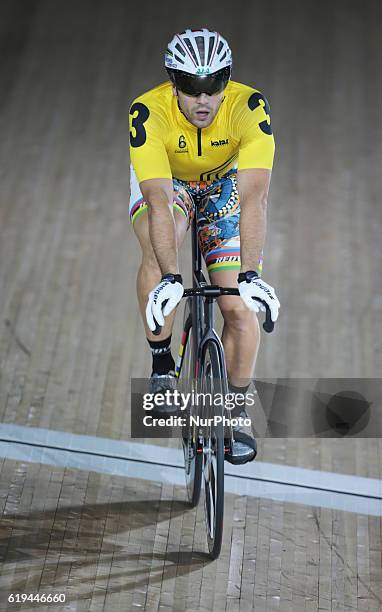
[0,0,381,610]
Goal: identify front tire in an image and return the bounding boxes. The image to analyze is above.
[179,301,202,507]
[200,341,225,560]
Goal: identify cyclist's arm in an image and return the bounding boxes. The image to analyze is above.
[235,89,275,273]
[237,168,271,273]
[140,178,179,276]
[129,98,178,275]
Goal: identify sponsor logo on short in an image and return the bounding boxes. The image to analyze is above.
[216,256,239,263]
[211,139,229,146]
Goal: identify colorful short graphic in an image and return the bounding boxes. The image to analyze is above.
[130,185,194,226]
[129,169,264,275]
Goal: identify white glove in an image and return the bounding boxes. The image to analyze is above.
[146,274,184,331]
[238,271,280,322]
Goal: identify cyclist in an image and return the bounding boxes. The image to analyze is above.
[129,28,280,464]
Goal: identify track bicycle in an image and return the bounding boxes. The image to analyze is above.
[153,206,275,560]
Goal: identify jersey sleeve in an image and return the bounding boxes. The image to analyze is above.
[236,90,275,171]
[129,98,172,182]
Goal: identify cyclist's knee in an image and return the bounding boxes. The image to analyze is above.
[219,299,256,333]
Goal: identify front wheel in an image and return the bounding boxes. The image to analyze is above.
[178,302,202,508]
[200,341,225,560]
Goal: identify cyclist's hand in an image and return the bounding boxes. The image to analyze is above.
[238,271,280,322]
[146,273,184,331]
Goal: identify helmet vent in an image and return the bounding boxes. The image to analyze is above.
[174,54,185,63]
[207,37,215,65]
[175,43,186,57]
[195,36,205,64]
[183,38,199,65]
[217,40,224,55]
[220,51,227,61]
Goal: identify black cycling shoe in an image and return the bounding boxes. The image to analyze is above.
[149,370,178,415]
[149,370,177,394]
[225,410,257,465]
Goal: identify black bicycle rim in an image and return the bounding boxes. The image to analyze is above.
[180,305,202,507]
[201,341,225,560]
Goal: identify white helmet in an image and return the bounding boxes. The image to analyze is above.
[165,29,232,95]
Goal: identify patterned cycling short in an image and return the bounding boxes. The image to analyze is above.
[129,166,263,275]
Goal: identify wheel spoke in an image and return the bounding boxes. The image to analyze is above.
[180,314,202,508]
[207,482,215,537]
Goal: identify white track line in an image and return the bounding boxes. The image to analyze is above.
[0,424,381,516]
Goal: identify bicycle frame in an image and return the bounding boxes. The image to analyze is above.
[176,210,228,387]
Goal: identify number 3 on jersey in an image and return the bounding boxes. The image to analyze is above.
[248,92,272,135]
[130,102,150,147]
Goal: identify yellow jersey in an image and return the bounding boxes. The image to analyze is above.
[129,80,275,183]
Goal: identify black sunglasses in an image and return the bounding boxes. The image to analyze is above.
[170,67,231,97]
